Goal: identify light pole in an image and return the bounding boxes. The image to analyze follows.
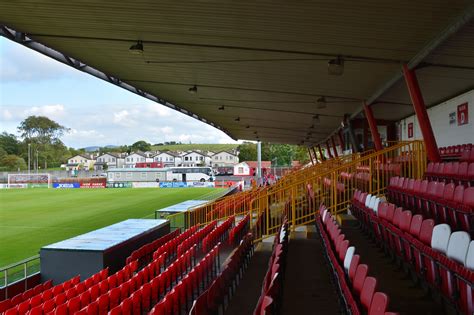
[28,143,31,174]
[36,149,39,173]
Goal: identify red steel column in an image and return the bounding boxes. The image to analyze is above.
[326,140,333,159]
[402,64,441,162]
[308,147,315,165]
[318,145,325,161]
[312,147,319,163]
[338,129,345,151]
[363,101,383,151]
[331,136,339,157]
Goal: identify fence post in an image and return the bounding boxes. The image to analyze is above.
[291,186,296,229]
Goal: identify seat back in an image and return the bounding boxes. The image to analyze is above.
[369,292,389,315]
[377,202,388,220]
[427,181,438,197]
[348,254,360,282]
[385,204,396,222]
[443,183,455,201]
[464,187,474,207]
[361,277,377,310]
[431,224,452,254]
[409,214,423,237]
[365,194,373,208]
[353,264,368,295]
[343,247,355,273]
[419,219,435,245]
[446,231,471,264]
[399,210,412,233]
[454,185,465,204]
[392,207,403,228]
[464,241,474,270]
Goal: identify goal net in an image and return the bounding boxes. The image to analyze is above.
[7,173,52,188]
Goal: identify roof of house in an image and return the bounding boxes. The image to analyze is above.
[213,150,238,157]
[242,161,272,168]
[69,154,93,160]
[97,152,120,158]
[128,151,147,157]
[153,151,181,157]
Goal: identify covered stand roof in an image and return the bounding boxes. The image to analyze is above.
[1,1,473,145]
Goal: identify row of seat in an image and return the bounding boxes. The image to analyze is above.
[149,243,221,315]
[316,206,397,315]
[189,233,255,315]
[352,190,474,314]
[126,229,181,266]
[202,217,234,254]
[253,220,289,315]
[12,260,141,315]
[0,281,53,313]
[176,221,217,257]
[387,177,474,234]
[439,145,473,160]
[229,215,250,246]
[425,161,474,184]
[152,225,209,262]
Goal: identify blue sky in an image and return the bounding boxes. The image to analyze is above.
[0,38,237,148]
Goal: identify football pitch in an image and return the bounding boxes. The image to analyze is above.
[0,187,221,267]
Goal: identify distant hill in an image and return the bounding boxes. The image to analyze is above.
[151,143,239,152]
[83,145,118,152]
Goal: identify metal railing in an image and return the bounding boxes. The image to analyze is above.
[168,141,426,242]
[0,255,40,295]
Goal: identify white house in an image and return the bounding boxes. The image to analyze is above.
[124,152,147,168]
[233,162,251,176]
[95,153,125,170]
[66,154,95,171]
[153,151,182,167]
[212,151,239,167]
[181,151,211,167]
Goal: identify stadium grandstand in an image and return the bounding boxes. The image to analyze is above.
[1,1,474,315]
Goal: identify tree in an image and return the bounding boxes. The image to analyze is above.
[0,132,20,155]
[131,140,151,152]
[0,155,27,171]
[237,142,257,161]
[18,116,69,142]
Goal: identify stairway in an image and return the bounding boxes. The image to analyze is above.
[281,227,343,315]
[224,240,273,315]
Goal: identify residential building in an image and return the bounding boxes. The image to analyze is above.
[153,151,182,167]
[94,153,125,170]
[233,161,271,176]
[66,154,96,171]
[124,152,147,168]
[181,151,211,167]
[211,151,239,167]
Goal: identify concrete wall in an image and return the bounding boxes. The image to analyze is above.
[397,90,474,147]
[0,170,103,183]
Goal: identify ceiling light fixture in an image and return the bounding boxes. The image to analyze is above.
[246,125,250,129]
[235,117,240,122]
[328,56,344,75]
[188,85,198,94]
[218,105,225,110]
[129,40,144,54]
[313,114,320,123]
[316,97,327,109]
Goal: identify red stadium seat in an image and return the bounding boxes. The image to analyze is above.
[348,254,361,282]
[353,264,368,296]
[80,290,91,308]
[369,292,389,315]
[86,300,99,315]
[360,277,377,310]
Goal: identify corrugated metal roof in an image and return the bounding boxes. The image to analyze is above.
[1,1,473,144]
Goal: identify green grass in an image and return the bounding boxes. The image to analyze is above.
[151,143,239,152]
[0,187,222,267]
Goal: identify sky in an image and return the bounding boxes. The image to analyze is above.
[0,38,238,148]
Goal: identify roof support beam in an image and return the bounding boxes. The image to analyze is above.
[402,65,441,162]
[363,102,383,151]
[331,136,339,158]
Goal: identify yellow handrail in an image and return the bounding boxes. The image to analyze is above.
[172,141,426,242]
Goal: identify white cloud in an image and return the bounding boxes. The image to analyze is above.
[113,110,132,126]
[1,109,13,120]
[24,104,65,119]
